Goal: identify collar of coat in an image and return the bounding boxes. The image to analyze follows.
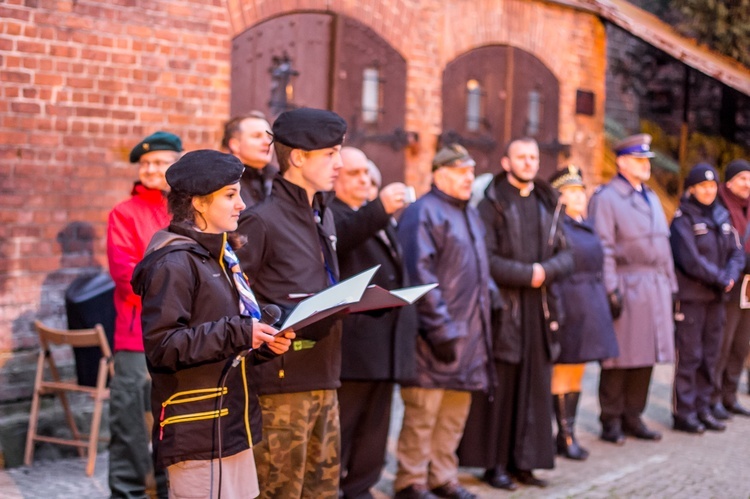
[430,184,470,208]
[483,171,558,210]
[269,173,335,215]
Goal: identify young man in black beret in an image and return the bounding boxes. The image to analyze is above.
[235,107,348,498]
[107,131,182,498]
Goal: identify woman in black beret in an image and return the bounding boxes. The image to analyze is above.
[131,150,294,498]
[548,165,619,460]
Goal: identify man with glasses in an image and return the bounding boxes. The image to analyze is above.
[107,131,182,498]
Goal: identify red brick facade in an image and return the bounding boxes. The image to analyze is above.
[0,0,606,402]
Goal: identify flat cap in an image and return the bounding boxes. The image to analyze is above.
[725,159,750,182]
[614,133,655,158]
[684,162,718,189]
[271,108,347,151]
[166,150,244,196]
[432,143,476,171]
[129,131,183,163]
[549,164,584,190]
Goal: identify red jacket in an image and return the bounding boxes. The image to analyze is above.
[107,183,170,352]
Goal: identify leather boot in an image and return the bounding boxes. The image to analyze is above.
[553,393,589,460]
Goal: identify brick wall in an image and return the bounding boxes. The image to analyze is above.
[0,0,233,402]
[0,0,605,407]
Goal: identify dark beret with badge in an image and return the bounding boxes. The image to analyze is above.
[549,164,585,190]
[684,162,718,189]
[166,150,244,196]
[129,131,183,163]
[614,133,655,158]
[725,159,750,182]
[271,108,347,151]
[432,143,476,171]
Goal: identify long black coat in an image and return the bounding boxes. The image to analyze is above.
[330,197,417,382]
[556,215,619,363]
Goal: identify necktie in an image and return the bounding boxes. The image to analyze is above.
[223,243,261,320]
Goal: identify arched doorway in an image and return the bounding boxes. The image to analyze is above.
[231,13,408,184]
[441,45,562,178]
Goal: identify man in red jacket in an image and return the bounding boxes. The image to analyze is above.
[106,131,182,499]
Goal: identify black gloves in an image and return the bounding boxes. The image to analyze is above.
[429,338,458,364]
[608,289,623,320]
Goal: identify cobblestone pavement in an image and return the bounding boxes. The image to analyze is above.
[3,364,749,498]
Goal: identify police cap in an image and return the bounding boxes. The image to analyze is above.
[549,164,584,190]
[684,162,718,189]
[614,133,655,158]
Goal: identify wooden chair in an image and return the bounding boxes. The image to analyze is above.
[24,320,114,476]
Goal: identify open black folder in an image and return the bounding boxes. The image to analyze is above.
[278,265,436,333]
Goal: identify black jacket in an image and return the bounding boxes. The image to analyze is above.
[235,175,342,394]
[478,172,574,364]
[670,196,744,303]
[330,197,417,382]
[397,186,492,391]
[131,223,276,468]
[239,163,278,210]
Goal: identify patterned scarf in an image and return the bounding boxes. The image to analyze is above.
[222,242,261,320]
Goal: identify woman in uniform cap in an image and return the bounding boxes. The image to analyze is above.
[548,165,619,460]
[670,162,744,434]
[131,150,295,498]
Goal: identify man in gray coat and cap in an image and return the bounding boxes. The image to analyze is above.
[588,133,677,445]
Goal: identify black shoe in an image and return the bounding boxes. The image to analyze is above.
[394,484,439,499]
[623,420,662,441]
[726,401,750,417]
[554,393,590,460]
[482,468,517,491]
[430,481,476,499]
[673,415,705,434]
[711,402,732,421]
[698,411,727,432]
[511,470,548,488]
[600,420,626,445]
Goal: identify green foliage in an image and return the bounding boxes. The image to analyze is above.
[671,0,750,66]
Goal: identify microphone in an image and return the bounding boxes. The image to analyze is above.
[231,304,283,367]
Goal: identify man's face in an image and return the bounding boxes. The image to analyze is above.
[300,145,343,193]
[501,140,540,183]
[335,149,371,208]
[138,150,178,191]
[617,155,651,183]
[228,118,273,168]
[434,164,475,201]
[726,171,750,200]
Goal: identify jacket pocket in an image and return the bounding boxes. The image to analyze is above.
[159,387,229,440]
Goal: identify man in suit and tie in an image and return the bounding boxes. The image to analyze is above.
[331,147,417,499]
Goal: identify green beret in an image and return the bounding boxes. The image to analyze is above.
[271,108,347,150]
[166,150,244,196]
[129,131,183,163]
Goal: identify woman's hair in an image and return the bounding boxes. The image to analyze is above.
[168,190,213,230]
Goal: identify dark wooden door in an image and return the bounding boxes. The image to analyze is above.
[442,45,560,178]
[231,13,333,119]
[231,13,407,183]
[331,16,407,184]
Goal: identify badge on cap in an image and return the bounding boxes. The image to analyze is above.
[143,143,150,151]
[705,170,714,181]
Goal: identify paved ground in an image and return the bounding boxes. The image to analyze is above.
[3,363,750,498]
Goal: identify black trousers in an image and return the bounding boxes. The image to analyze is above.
[598,365,653,428]
[338,380,394,499]
[673,301,724,418]
[714,303,750,406]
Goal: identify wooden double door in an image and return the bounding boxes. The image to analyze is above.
[231,13,407,184]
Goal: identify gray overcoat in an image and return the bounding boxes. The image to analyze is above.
[588,175,677,368]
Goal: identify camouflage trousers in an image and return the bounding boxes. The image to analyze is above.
[253,390,340,498]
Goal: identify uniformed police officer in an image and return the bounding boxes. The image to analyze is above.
[670,163,744,433]
[588,133,677,444]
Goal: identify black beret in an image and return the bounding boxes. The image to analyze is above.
[684,162,718,189]
[166,150,244,196]
[549,164,584,190]
[725,159,750,182]
[129,131,183,163]
[271,108,347,150]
